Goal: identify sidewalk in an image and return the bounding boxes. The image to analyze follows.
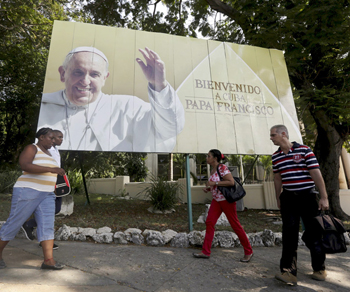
[0,238,349,292]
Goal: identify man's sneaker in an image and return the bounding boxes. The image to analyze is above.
[275,271,297,286]
[39,243,59,250]
[21,223,35,241]
[312,270,327,281]
[0,259,6,269]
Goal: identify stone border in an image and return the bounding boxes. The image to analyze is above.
[53,225,350,248]
[1,221,349,249]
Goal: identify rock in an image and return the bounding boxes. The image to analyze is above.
[114,232,128,244]
[70,227,79,233]
[261,229,275,247]
[125,228,144,245]
[79,227,97,237]
[188,230,205,246]
[215,231,236,248]
[72,233,86,241]
[162,229,177,244]
[92,233,114,243]
[197,214,206,224]
[147,206,175,214]
[171,233,189,248]
[97,226,112,234]
[118,196,132,200]
[248,232,265,247]
[143,230,165,246]
[55,224,72,241]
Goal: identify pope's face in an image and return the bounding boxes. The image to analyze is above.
[59,52,109,106]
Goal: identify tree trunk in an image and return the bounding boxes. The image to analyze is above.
[312,109,350,220]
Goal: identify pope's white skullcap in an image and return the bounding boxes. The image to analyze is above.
[67,47,109,64]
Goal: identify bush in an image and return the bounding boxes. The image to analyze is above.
[0,170,22,193]
[67,169,86,194]
[142,176,181,212]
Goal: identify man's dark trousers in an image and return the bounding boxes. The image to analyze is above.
[279,188,326,276]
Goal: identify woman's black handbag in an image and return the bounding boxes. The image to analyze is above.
[302,211,347,254]
[55,174,71,197]
[216,164,246,203]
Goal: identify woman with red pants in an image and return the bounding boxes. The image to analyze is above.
[193,149,253,262]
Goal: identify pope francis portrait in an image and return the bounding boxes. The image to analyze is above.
[37,46,185,152]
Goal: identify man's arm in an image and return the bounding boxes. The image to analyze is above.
[274,172,283,209]
[309,168,329,210]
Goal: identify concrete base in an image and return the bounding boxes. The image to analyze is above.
[57,195,74,216]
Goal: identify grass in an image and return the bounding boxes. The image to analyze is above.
[1,192,349,234]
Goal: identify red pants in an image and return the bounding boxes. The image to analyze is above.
[202,199,253,256]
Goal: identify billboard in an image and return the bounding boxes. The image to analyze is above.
[37,21,301,154]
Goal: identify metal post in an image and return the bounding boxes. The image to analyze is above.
[79,152,90,205]
[185,154,193,231]
[243,155,260,184]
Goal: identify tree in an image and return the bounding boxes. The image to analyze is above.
[0,0,67,168]
[187,0,350,219]
[68,0,194,36]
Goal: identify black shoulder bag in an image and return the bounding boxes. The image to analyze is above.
[216,164,246,203]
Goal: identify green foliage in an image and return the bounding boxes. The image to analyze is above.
[0,0,68,169]
[0,170,22,193]
[142,175,181,211]
[259,155,273,182]
[226,155,240,167]
[68,0,194,37]
[173,154,186,178]
[67,169,85,195]
[60,151,148,182]
[124,153,148,182]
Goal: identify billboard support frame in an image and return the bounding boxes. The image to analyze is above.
[185,154,193,231]
[79,152,90,205]
[242,155,260,184]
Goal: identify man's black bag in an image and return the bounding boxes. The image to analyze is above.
[302,212,347,254]
[216,164,246,203]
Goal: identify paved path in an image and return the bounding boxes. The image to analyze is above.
[0,238,349,292]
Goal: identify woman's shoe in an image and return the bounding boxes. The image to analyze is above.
[192,252,210,259]
[240,253,254,262]
[41,262,65,270]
